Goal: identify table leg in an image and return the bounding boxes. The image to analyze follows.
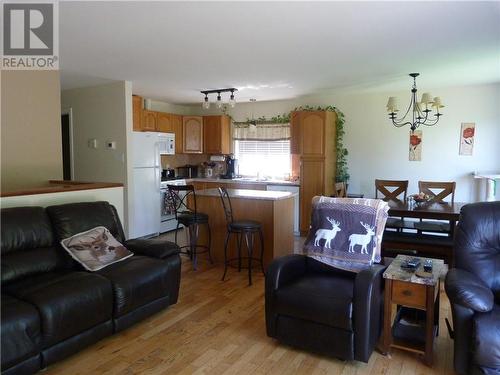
[381,279,392,355]
[424,285,435,366]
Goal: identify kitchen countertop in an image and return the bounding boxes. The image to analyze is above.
[0,180,123,197]
[183,177,300,187]
[196,188,297,201]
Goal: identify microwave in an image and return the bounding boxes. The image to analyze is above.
[158,133,175,155]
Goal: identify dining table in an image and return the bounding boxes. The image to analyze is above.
[382,200,469,265]
[387,200,468,232]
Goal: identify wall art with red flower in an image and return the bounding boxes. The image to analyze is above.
[409,130,423,161]
[459,122,475,156]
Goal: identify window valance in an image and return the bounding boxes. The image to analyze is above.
[233,122,290,141]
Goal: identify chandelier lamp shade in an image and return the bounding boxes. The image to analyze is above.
[201,88,238,110]
[387,73,444,132]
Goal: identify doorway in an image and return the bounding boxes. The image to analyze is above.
[61,109,74,180]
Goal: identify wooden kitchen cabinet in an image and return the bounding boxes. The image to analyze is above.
[203,115,230,154]
[300,158,326,234]
[292,110,337,234]
[157,112,173,133]
[171,114,183,154]
[132,95,143,131]
[301,111,326,157]
[183,116,203,154]
[142,110,158,132]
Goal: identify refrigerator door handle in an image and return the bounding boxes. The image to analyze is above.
[154,167,161,192]
[154,142,160,168]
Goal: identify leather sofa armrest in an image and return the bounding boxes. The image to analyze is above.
[265,254,307,291]
[445,268,494,313]
[265,254,307,338]
[353,264,386,362]
[124,238,180,260]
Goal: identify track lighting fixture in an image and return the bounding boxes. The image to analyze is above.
[200,88,238,110]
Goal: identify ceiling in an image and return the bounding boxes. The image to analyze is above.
[60,1,500,104]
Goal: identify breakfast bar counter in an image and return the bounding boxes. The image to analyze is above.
[195,188,296,269]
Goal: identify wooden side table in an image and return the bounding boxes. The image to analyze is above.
[380,255,445,366]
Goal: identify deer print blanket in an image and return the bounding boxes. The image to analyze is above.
[303,196,389,272]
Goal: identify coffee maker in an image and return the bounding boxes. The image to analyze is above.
[221,154,238,179]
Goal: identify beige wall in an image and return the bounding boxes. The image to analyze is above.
[1,70,63,192]
[61,81,129,184]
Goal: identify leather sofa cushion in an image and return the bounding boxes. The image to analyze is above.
[274,273,354,330]
[4,272,113,348]
[1,207,53,253]
[474,305,500,369]
[1,295,41,371]
[2,246,74,286]
[47,201,126,243]
[1,207,74,284]
[97,256,171,317]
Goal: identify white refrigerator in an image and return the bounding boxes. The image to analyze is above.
[129,132,163,239]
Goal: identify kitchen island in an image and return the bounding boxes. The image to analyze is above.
[195,188,296,269]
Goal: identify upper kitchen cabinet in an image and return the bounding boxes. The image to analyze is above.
[142,110,158,132]
[290,111,326,157]
[203,115,230,154]
[183,116,203,154]
[132,95,143,131]
[301,111,327,157]
[157,112,173,133]
[170,114,183,154]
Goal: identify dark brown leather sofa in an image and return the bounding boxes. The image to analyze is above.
[445,201,500,375]
[265,254,385,362]
[1,201,181,374]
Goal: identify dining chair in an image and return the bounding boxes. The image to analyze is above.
[375,179,408,201]
[167,184,212,270]
[375,179,409,232]
[415,181,456,234]
[333,181,347,198]
[418,181,456,203]
[218,187,264,286]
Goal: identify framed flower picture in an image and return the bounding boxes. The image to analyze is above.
[409,130,422,161]
[459,123,475,156]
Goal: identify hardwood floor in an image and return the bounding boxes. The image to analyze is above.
[45,232,455,375]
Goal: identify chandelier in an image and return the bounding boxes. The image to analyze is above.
[201,88,237,110]
[386,73,444,132]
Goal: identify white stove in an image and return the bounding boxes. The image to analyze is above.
[160,179,186,233]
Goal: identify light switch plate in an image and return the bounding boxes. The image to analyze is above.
[88,139,98,149]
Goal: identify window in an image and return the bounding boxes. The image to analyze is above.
[234,140,291,178]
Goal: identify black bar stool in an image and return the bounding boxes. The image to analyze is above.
[167,184,212,270]
[218,187,264,285]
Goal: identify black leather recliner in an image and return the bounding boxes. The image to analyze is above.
[1,201,181,374]
[265,254,385,362]
[445,201,500,375]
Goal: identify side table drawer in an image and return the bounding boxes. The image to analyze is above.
[392,280,426,309]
